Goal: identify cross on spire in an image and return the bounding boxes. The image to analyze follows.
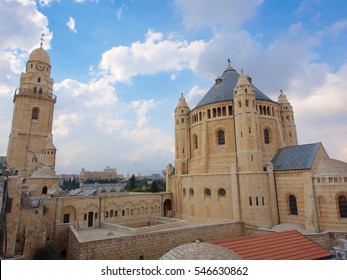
[227,58,231,67]
[40,33,45,48]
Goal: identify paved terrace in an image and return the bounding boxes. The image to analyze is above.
[72,217,196,242]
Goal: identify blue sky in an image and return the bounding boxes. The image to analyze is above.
[1,0,347,176]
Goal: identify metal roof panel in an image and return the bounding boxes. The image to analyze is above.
[272,143,321,171]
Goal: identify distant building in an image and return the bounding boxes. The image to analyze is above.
[79,166,118,183]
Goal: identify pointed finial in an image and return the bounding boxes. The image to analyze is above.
[227,58,231,67]
[40,33,45,48]
[240,68,244,75]
[280,89,283,95]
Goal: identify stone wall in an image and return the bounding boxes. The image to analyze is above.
[42,192,173,259]
[275,171,306,226]
[179,174,234,221]
[306,231,347,250]
[313,175,347,231]
[68,222,243,260]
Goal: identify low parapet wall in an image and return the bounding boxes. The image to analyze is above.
[68,221,243,260]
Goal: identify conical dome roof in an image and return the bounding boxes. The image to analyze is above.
[28,47,50,65]
[194,65,274,109]
[160,241,242,260]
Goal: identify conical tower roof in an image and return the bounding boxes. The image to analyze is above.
[176,93,189,109]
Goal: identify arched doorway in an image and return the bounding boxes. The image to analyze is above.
[164,199,172,217]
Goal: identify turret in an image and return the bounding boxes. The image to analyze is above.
[174,93,190,175]
[42,139,57,169]
[278,90,298,146]
[234,70,262,172]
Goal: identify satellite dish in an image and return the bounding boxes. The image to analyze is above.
[48,188,56,195]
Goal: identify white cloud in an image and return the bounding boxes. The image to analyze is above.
[290,63,347,120]
[0,0,52,50]
[325,19,347,38]
[116,5,126,20]
[170,73,177,80]
[99,29,208,83]
[67,17,77,33]
[282,62,347,163]
[174,0,263,30]
[185,85,207,108]
[53,113,83,137]
[95,115,129,134]
[130,99,157,128]
[74,0,99,3]
[38,0,54,7]
[121,127,174,163]
[54,78,117,107]
[58,141,87,168]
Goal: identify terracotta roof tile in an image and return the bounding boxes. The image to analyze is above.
[210,230,332,260]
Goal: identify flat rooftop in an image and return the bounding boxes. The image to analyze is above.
[72,217,195,242]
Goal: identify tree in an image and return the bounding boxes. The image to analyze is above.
[150,180,158,193]
[129,174,136,191]
[34,242,56,260]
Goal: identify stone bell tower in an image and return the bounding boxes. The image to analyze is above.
[6,37,57,183]
[174,93,190,175]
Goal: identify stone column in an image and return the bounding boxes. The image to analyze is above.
[230,163,241,221]
[303,171,319,233]
[267,163,279,226]
[5,176,22,257]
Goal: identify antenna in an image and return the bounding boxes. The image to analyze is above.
[40,33,45,48]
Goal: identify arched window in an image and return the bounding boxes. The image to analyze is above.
[218,188,226,197]
[38,88,43,95]
[204,188,211,197]
[37,77,41,83]
[264,129,270,144]
[289,195,298,215]
[32,108,39,120]
[189,188,194,197]
[33,87,37,94]
[42,186,48,194]
[338,195,347,218]
[193,134,198,149]
[218,130,225,145]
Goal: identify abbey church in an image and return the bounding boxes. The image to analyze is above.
[167,62,347,233]
[1,45,346,260]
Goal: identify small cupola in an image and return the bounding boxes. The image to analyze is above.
[215,75,222,85]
